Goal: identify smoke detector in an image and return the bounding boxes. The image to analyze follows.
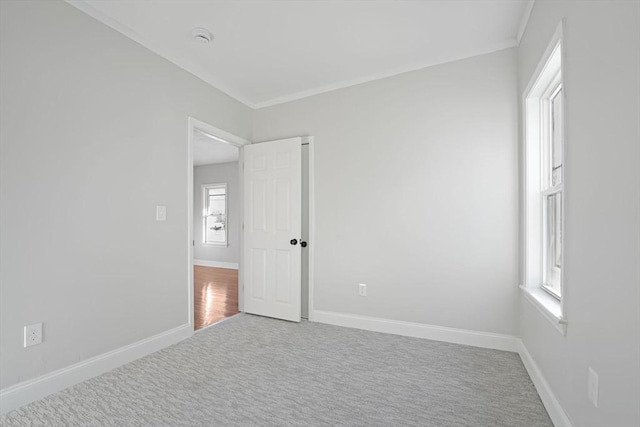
[192,28,213,43]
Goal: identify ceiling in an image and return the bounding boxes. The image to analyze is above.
[68,0,533,109]
[192,130,239,166]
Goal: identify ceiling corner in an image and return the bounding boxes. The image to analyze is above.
[64,0,256,110]
[517,0,536,44]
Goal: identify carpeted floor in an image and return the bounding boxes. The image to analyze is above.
[1,314,552,426]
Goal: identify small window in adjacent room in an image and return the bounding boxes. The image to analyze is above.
[522,23,566,330]
[203,183,227,245]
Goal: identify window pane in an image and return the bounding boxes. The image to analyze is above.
[204,186,226,244]
[207,195,225,215]
[544,192,562,297]
[551,87,563,186]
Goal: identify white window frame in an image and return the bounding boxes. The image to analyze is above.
[521,21,567,335]
[202,182,228,247]
[541,76,563,299]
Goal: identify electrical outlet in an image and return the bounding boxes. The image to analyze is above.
[24,323,42,347]
[588,367,599,407]
[358,283,367,296]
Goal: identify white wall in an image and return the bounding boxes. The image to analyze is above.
[193,162,240,264]
[0,0,252,390]
[254,48,519,335]
[517,1,640,426]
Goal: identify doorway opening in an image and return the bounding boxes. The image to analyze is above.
[188,119,315,328]
[188,118,249,331]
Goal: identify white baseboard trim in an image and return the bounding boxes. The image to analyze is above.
[0,324,193,415]
[312,310,573,426]
[517,340,573,427]
[312,310,520,352]
[193,259,239,270]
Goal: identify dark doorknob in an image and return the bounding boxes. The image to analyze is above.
[290,239,298,245]
[300,241,307,248]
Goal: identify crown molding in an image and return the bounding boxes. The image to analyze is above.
[517,0,536,44]
[66,0,525,111]
[253,39,518,109]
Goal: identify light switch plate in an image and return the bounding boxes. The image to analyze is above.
[358,283,367,296]
[588,367,599,407]
[156,205,167,221]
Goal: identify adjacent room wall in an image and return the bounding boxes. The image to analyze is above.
[253,48,519,335]
[193,162,240,266]
[517,1,640,426]
[0,0,252,390]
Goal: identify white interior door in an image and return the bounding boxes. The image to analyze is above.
[243,137,302,322]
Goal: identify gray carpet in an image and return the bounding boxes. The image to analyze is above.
[1,314,552,426]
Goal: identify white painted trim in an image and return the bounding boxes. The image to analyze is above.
[188,125,195,328]
[253,41,518,109]
[313,310,574,425]
[313,310,520,352]
[520,285,566,335]
[523,21,564,100]
[237,148,245,312]
[0,324,192,415]
[517,0,536,44]
[189,118,251,147]
[517,340,574,427]
[303,136,316,322]
[193,259,239,270]
[64,0,255,109]
[521,21,568,333]
[188,117,249,329]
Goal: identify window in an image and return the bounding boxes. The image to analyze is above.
[522,23,566,331]
[541,73,563,298]
[203,183,227,245]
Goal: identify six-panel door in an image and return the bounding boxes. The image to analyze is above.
[243,137,302,322]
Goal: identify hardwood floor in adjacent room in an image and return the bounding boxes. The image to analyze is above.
[194,265,239,330]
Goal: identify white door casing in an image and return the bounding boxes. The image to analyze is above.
[243,138,302,322]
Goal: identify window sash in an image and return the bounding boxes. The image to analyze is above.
[540,77,562,192]
[539,77,564,300]
[541,187,563,299]
[550,86,563,187]
[202,183,228,245]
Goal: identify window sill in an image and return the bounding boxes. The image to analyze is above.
[202,243,228,248]
[519,285,567,335]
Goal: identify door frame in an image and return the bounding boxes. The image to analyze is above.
[302,136,316,321]
[188,122,316,327]
[187,117,249,330]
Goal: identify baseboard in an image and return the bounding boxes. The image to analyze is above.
[193,259,239,270]
[517,340,573,427]
[312,310,572,426]
[0,324,193,415]
[312,310,520,352]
